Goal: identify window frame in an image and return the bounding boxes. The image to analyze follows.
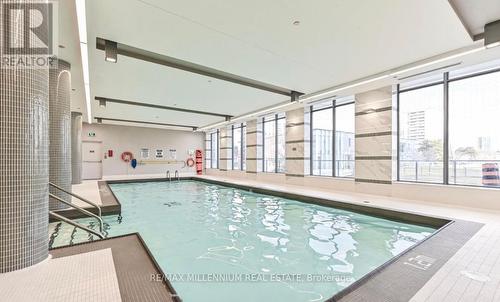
[210,130,219,169]
[309,99,355,178]
[397,66,500,188]
[231,123,246,170]
[262,114,286,173]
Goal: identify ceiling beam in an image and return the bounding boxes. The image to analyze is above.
[95,96,232,119]
[96,37,301,97]
[94,117,198,130]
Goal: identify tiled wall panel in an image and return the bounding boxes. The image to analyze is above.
[0,1,50,272]
[49,60,71,209]
[354,87,394,185]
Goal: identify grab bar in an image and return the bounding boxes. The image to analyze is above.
[49,193,104,233]
[174,170,180,181]
[49,182,101,217]
[166,170,171,181]
[49,211,104,239]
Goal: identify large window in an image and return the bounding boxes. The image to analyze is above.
[310,98,355,177]
[398,64,500,188]
[232,123,246,170]
[210,130,219,169]
[448,71,500,186]
[262,113,286,173]
[205,134,211,169]
[399,84,444,183]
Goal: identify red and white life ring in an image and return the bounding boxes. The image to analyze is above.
[186,158,195,167]
[121,151,134,162]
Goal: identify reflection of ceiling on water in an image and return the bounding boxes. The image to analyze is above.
[386,229,431,256]
[307,210,359,273]
[256,197,291,250]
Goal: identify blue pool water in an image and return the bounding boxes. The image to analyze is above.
[49,180,435,301]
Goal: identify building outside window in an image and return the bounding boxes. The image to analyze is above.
[398,61,500,188]
[399,84,444,183]
[232,123,246,170]
[262,113,286,173]
[310,97,355,177]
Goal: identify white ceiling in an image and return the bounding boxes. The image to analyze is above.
[60,0,499,130]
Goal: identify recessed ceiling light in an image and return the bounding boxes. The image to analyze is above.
[293,20,300,26]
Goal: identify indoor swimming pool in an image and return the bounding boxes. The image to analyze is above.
[49,180,436,301]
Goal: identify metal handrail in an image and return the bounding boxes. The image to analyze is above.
[49,182,101,217]
[49,193,104,233]
[166,170,171,181]
[175,170,179,181]
[49,211,104,239]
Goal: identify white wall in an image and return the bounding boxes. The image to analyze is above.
[82,123,204,177]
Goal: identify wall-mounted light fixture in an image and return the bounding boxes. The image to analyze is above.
[104,40,118,63]
[99,99,106,108]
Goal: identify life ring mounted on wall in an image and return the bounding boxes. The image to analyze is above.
[121,151,134,162]
[186,158,195,167]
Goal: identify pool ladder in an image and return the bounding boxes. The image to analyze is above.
[48,182,105,239]
[166,170,180,181]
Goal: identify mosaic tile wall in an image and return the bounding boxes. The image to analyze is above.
[49,60,71,209]
[0,0,50,273]
[71,112,82,184]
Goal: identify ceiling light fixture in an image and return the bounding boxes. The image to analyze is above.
[389,46,485,77]
[298,74,389,104]
[197,98,300,132]
[298,45,486,104]
[104,40,118,63]
[198,44,490,132]
[75,0,92,123]
[293,20,300,26]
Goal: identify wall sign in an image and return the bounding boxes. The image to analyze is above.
[155,149,164,159]
[169,149,177,160]
[140,148,150,159]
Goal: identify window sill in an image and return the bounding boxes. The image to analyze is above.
[394,180,500,191]
[306,175,354,182]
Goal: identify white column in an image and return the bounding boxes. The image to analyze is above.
[285,107,310,183]
[354,86,394,192]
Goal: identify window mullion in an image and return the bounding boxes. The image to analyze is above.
[443,72,449,185]
[332,100,337,177]
[396,84,400,181]
[275,114,278,173]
